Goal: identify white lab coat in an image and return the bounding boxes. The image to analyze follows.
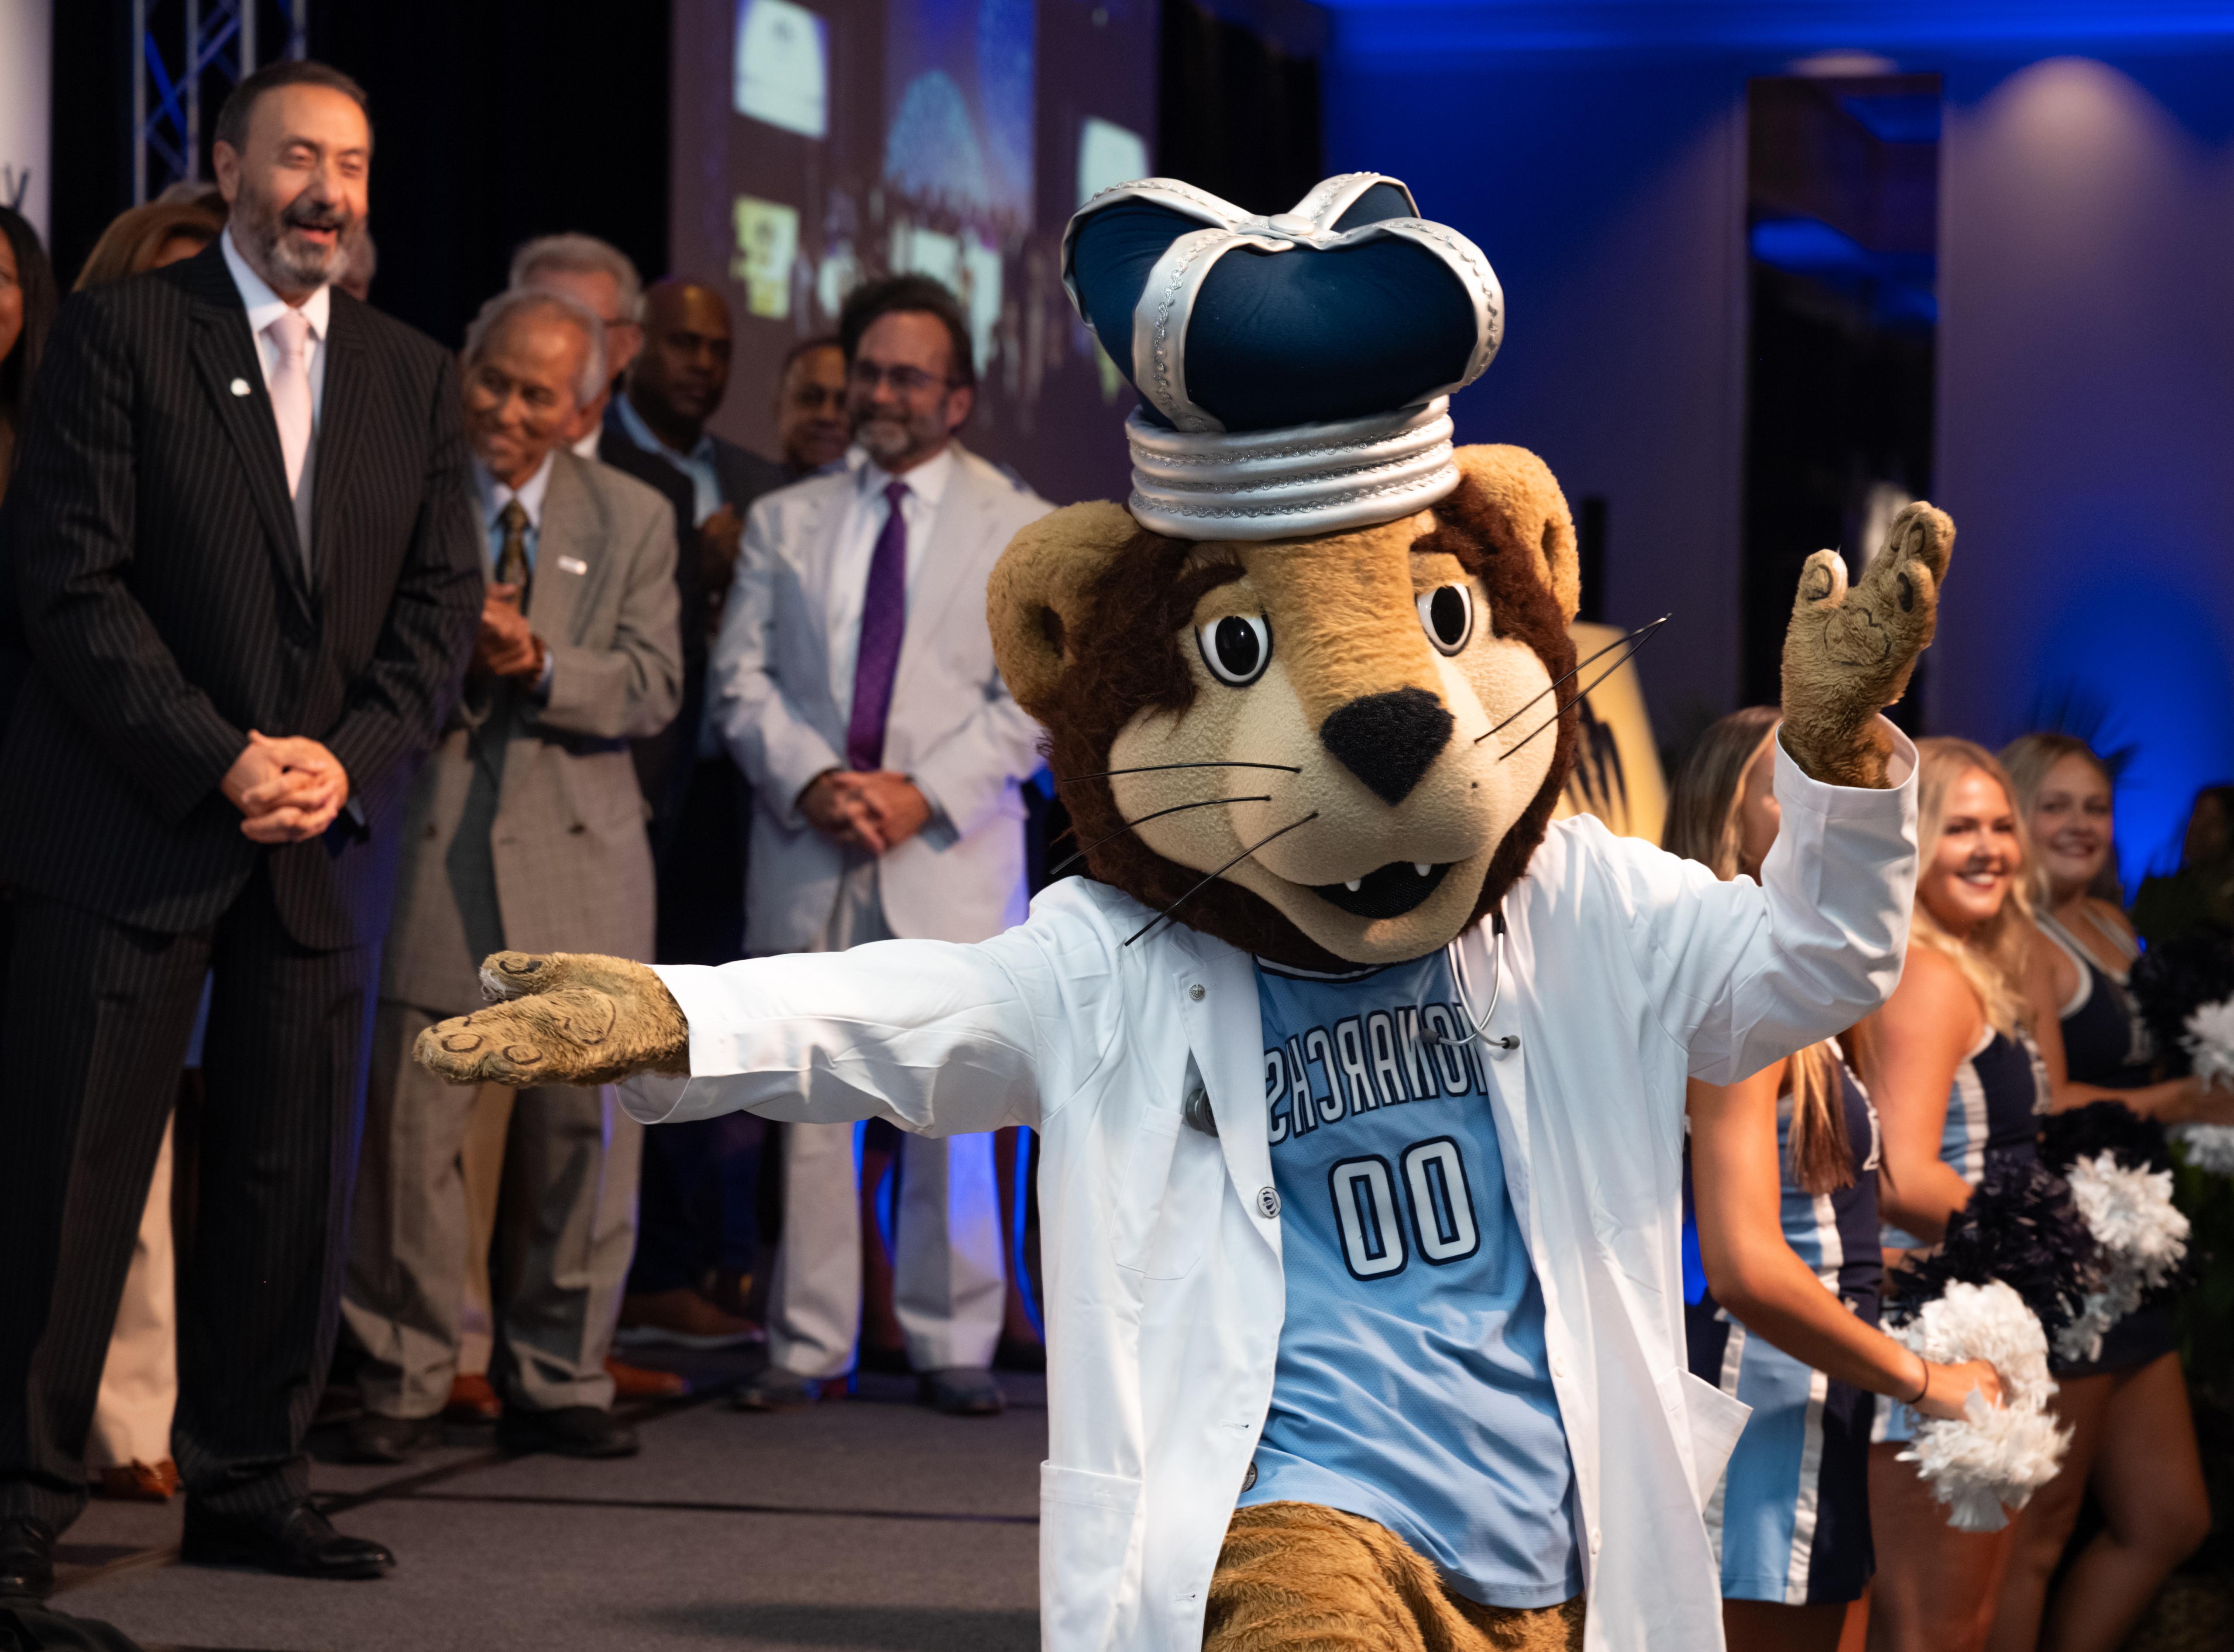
[625,727,1918,1652]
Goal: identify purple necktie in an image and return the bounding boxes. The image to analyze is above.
[845,480,911,773]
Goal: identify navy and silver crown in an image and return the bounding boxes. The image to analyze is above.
[1062,172,1502,541]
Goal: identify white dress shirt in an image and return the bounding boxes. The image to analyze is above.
[615,392,722,525]
[222,228,330,560]
[825,446,953,725]
[471,453,557,696]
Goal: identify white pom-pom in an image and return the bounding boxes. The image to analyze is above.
[2183,996,2234,1088]
[2173,1123,2234,1176]
[1889,1280,2070,1531]
[2052,1151,2191,1364]
[2174,997,2234,1174]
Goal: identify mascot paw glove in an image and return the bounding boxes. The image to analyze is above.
[1779,500,1954,788]
[411,951,692,1087]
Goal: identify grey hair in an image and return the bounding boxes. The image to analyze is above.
[461,288,607,405]
[508,233,643,323]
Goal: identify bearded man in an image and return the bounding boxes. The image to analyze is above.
[708,275,1049,1415]
[0,60,480,1595]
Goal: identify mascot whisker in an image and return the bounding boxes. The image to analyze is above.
[416,173,1958,1652]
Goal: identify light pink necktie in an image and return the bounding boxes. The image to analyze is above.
[265,309,313,498]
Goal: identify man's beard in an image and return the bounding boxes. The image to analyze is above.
[240,185,354,289]
[853,409,939,467]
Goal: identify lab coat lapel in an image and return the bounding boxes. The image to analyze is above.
[1169,927,1281,1260]
[1455,902,1610,1587]
[1457,912,1533,1239]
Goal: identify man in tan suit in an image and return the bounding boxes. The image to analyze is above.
[343,288,681,1463]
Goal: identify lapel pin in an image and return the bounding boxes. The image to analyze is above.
[556,555,588,575]
[229,378,252,397]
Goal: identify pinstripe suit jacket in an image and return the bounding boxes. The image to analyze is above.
[382,451,681,1016]
[0,241,481,949]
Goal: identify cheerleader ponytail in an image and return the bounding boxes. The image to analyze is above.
[1786,1040,1856,1194]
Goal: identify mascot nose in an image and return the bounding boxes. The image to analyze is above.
[1318,687,1454,805]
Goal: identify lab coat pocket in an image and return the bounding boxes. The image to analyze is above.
[1113,1109,1220,1281]
[1111,1109,1179,1275]
[1661,1365,1751,1513]
[1041,1463,1143,1652]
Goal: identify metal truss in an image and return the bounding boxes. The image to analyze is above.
[133,0,310,203]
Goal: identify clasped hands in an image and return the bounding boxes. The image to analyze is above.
[474,582,546,681]
[799,768,931,855]
[220,730,349,844]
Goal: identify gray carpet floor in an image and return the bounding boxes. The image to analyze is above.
[44,1363,1045,1652]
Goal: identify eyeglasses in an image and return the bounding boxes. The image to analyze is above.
[846,360,956,397]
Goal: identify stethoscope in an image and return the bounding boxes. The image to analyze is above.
[1188,906,1515,1139]
[1429,905,1519,1054]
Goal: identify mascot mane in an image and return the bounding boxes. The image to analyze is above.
[1001,470,1582,972]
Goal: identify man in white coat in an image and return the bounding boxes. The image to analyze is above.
[708,275,1051,1415]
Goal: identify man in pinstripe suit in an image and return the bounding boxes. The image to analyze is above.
[0,63,481,1595]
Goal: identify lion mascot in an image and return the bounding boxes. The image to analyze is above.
[416,174,1951,1652]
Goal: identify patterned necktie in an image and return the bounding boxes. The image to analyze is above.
[495,499,532,604]
[265,309,313,498]
[845,480,911,773]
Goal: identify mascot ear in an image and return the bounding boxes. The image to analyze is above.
[989,501,1141,723]
[1437,446,1582,624]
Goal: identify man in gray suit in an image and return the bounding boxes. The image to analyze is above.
[343,288,681,1462]
[713,276,1050,1416]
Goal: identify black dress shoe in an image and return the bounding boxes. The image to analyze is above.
[0,1515,55,1600]
[345,1413,442,1465]
[180,1500,395,1580]
[495,1405,639,1459]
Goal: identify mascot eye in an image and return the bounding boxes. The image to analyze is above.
[1417,584,1474,655]
[1197,613,1272,686]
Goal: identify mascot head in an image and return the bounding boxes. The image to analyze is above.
[989,174,1582,973]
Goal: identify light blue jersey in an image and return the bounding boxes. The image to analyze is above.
[1238,952,1582,1610]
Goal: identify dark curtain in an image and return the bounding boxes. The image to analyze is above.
[310,1,672,348]
[45,3,136,288]
[1157,0,1323,215]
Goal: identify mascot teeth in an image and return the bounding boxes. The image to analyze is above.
[1312,862,1454,920]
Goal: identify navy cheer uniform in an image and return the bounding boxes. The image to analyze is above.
[2040,909,2177,1375]
[1688,1060,1883,1604]
[1876,1021,2047,1440]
